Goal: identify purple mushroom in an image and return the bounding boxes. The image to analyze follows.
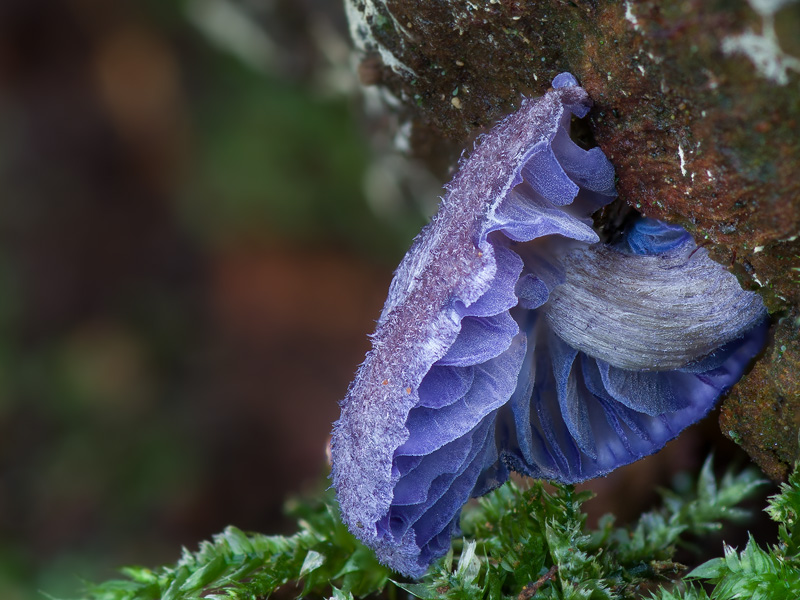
[330,73,768,577]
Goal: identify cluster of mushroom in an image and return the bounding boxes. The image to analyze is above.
[331,73,768,578]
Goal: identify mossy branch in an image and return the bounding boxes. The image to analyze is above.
[58,455,800,600]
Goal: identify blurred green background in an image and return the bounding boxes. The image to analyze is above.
[0,1,427,598]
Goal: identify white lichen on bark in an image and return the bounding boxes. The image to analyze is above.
[722,0,800,85]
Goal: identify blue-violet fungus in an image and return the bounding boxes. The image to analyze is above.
[330,73,768,578]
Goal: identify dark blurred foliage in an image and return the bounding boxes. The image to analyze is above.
[0,1,423,598]
[0,1,778,599]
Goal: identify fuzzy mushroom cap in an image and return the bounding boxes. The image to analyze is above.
[330,73,767,578]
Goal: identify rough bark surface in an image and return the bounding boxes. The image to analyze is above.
[347,0,800,479]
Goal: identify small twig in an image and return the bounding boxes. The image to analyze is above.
[517,565,558,600]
